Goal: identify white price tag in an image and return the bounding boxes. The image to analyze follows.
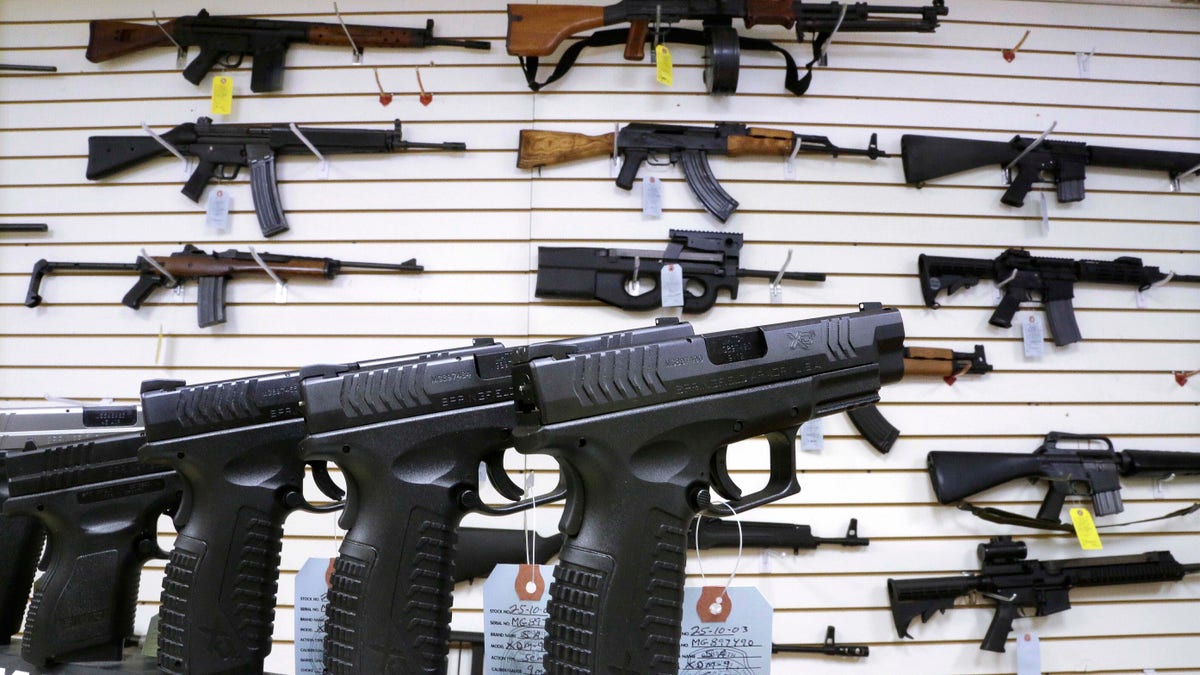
[294,558,333,675]
[205,189,232,232]
[1022,315,1045,359]
[642,176,663,217]
[275,282,288,304]
[661,263,684,307]
[679,586,773,674]
[799,418,824,453]
[483,564,552,675]
[1039,192,1050,236]
[1016,632,1041,675]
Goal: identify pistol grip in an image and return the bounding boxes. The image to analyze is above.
[988,288,1024,329]
[182,47,223,86]
[1001,162,1040,207]
[616,149,647,190]
[181,161,217,202]
[981,601,1020,652]
[0,517,44,644]
[624,20,649,60]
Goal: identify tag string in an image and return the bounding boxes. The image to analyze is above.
[522,453,537,566]
[693,502,744,603]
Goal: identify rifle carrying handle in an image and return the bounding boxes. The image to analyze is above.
[0,517,44,644]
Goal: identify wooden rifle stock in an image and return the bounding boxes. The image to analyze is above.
[517,129,615,169]
[157,255,333,280]
[903,347,956,376]
[507,4,606,57]
[86,19,177,63]
[726,127,796,156]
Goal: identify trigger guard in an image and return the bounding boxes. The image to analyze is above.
[216,164,241,180]
[705,428,801,515]
[709,446,743,501]
[485,456,526,502]
[473,475,569,516]
[219,52,245,69]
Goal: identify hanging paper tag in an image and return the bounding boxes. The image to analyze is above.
[483,563,553,675]
[294,558,334,674]
[679,586,772,674]
[655,44,673,85]
[205,188,232,232]
[1016,632,1041,675]
[1070,508,1103,550]
[141,614,160,657]
[643,175,663,217]
[1075,51,1092,78]
[275,282,289,304]
[1022,315,1045,359]
[799,418,823,453]
[211,76,233,115]
[661,263,684,307]
[1039,192,1050,236]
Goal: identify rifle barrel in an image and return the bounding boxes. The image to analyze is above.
[401,141,467,151]
[739,268,827,282]
[337,258,424,272]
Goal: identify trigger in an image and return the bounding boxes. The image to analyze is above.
[337,476,360,531]
[309,461,346,501]
[38,538,52,572]
[558,464,585,537]
[709,446,742,501]
[485,457,525,502]
[172,482,194,531]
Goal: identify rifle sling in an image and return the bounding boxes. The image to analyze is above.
[519,27,828,96]
[957,501,1200,533]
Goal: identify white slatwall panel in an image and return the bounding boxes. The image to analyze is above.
[1,0,1198,673]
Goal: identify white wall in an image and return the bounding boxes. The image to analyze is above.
[1,0,1197,673]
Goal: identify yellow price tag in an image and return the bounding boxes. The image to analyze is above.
[1070,508,1103,550]
[211,76,233,115]
[655,44,673,86]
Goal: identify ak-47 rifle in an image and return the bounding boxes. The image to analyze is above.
[507,1,947,95]
[87,10,488,92]
[25,244,423,328]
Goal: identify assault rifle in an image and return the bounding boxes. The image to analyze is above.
[510,303,904,673]
[848,345,991,453]
[87,10,488,92]
[25,244,422,328]
[0,404,143,646]
[890,536,1200,652]
[507,1,947,95]
[2,433,178,666]
[928,432,1200,531]
[86,117,466,237]
[518,123,884,221]
[920,248,1200,346]
[536,229,826,312]
[902,134,1200,207]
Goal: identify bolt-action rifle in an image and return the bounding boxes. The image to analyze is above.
[86,117,466,237]
[848,345,992,453]
[510,303,904,673]
[890,536,1200,652]
[87,10,488,92]
[920,248,1200,346]
[928,431,1200,531]
[536,229,826,313]
[25,244,422,328]
[518,122,884,221]
[507,1,946,95]
[902,133,1200,207]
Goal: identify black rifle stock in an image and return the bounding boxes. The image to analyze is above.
[86,117,465,237]
[902,134,1200,207]
[890,536,1200,652]
[536,229,826,312]
[87,11,488,92]
[298,321,694,675]
[928,431,1200,529]
[919,248,1200,346]
[2,434,178,667]
[511,303,904,673]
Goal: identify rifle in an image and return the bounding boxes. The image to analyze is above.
[0,404,143,646]
[902,134,1200,207]
[847,345,991,453]
[890,536,1200,652]
[928,431,1200,531]
[920,248,1200,346]
[510,303,904,673]
[25,244,423,328]
[507,1,947,95]
[518,123,884,221]
[773,626,869,658]
[298,322,694,674]
[536,229,826,312]
[86,117,466,237]
[2,433,179,667]
[87,11,489,92]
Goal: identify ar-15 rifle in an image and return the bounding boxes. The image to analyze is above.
[25,244,422,328]
[536,229,826,313]
[928,431,1200,531]
[902,134,1200,207]
[848,345,991,453]
[920,248,1200,346]
[510,303,903,673]
[2,433,179,667]
[87,10,488,92]
[86,117,465,237]
[507,1,947,95]
[0,404,143,647]
[518,122,884,221]
[890,536,1200,652]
